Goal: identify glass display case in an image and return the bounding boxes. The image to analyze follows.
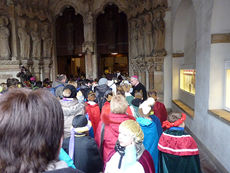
[180,69,196,95]
[225,66,230,111]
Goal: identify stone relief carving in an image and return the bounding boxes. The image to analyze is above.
[41,23,52,58]
[152,0,168,9]
[18,18,31,59]
[0,16,11,59]
[31,22,41,59]
[26,7,36,19]
[137,19,144,57]
[152,10,166,57]
[129,19,138,59]
[15,4,24,17]
[143,12,154,57]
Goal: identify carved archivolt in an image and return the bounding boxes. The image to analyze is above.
[51,0,86,17]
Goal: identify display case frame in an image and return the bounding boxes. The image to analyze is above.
[179,68,196,95]
[225,60,230,112]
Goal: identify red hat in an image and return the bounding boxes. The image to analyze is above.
[131,75,138,80]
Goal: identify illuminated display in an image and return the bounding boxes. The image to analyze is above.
[226,69,230,110]
[180,69,196,95]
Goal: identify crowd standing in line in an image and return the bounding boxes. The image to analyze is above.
[0,67,202,173]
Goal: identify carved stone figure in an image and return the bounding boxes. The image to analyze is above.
[18,18,31,59]
[130,19,138,59]
[84,12,93,42]
[31,22,41,58]
[137,19,144,57]
[152,10,166,56]
[41,23,52,58]
[144,12,154,56]
[0,16,10,59]
[15,4,24,17]
[153,0,168,9]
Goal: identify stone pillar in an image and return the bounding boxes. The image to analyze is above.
[146,57,155,90]
[154,57,164,100]
[83,12,95,79]
[43,59,51,80]
[9,5,18,59]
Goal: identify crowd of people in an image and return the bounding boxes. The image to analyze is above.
[0,70,202,173]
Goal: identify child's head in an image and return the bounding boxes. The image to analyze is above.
[163,112,186,129]
[63,85,77,98]
[118,120,144,147]
[148,89,158,101]
[71,115,91,135]
[134,90,143,100]
[87,91,96,101]
[104,89,113,102]
[110,95,128,114]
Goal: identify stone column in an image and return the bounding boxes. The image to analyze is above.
[9,5,18,59]
[83,12,94,79]
[154,57,164,97]
[43,59,51,80]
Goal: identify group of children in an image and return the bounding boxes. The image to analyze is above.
[0,73,202,173]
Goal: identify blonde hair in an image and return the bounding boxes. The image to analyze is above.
[120,120,144,143]
[110,95,128,114]
[62,88,71,98]
[68,81,78,88]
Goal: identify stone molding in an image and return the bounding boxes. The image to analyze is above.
[172,53,184,58]
[211,33,230,44]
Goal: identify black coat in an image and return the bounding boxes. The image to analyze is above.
[62,136,103,173]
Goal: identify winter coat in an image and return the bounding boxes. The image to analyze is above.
[136,117,160,173]
[95,112,135,163]
[62,135,103,173]
[60,98,85,138]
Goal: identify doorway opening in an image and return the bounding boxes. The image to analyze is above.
[96,4,129,77]
[55,7,85,79]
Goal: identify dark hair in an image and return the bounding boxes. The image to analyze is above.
[6,78,19,88]
[148,90,157,97]
[56,74,66,82]
[0,88,64,172]
[168,112,182,123]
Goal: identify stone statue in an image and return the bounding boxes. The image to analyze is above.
[18,18,31,59]
[130,19,138,59]
[152,10,166,56]
[41,23,52,58]
[144,12,154,56]
[0,16,11,59]
[84,12,93,42]
[153,0,168,9]
[137,19,144,57]
[31,22,41,58]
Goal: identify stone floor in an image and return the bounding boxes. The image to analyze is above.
[199,146,220,173]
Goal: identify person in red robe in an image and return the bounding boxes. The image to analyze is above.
[85,91,100,134]
[148,90,168,124]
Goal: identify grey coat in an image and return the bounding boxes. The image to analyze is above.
[60,99,85,138]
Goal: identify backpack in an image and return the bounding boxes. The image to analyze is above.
[49,84,64,96]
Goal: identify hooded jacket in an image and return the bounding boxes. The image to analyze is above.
[60,98,85,138]
[95,112,135,163]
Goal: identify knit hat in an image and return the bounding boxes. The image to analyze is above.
[138,97,155,116]
[119,120,144,143]
[63,85,77,98]
[98,78,108,85]
[72,115,88,128]
[69,115,92,160]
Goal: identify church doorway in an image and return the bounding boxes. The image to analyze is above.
[55,7,85,79]
[96,4,129,77]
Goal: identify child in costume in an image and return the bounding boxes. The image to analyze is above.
[148,90,168,124]
[105,120,155,173]
[85,91,101,134]
[137,97,162,173]
[62,115,103,173]
[158,112,202,173]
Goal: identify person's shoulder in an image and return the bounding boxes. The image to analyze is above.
[44,167,84,173]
